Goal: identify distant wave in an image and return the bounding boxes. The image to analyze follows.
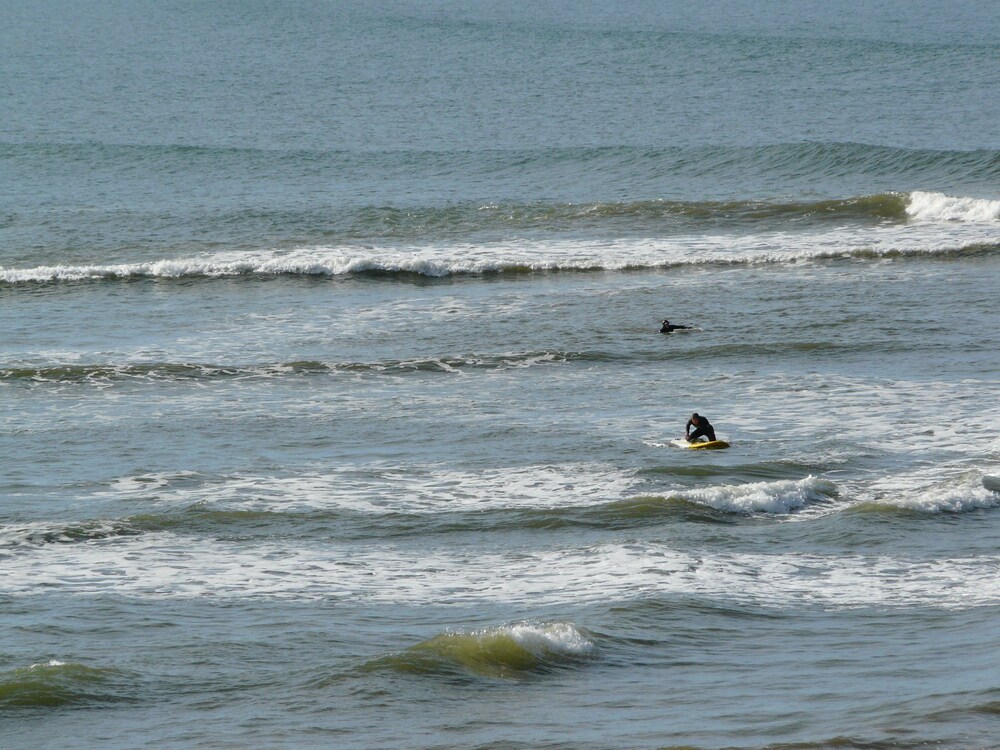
[0,352,575,383]
[1,191,997,284]
[3,340,934,385]
[321,192,920,239]
[5,140,998,185]
[3,240,996,285]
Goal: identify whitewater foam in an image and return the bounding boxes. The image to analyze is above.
[859,474,1000,513]
[497,621,594,656]
[3,532,999,609]
[907,191,1000,222]
[682,476,839,514]
[93,464,642,514]
[0,520,134,549]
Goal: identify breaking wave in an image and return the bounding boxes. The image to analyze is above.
[679,476,839,514]
[365,622,596,679]
[851,474,1000,514]
[907,191,1000,222]
[2,191,997,284]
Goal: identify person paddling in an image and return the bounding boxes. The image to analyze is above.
[660,319,691,334]
[685,413,716,443]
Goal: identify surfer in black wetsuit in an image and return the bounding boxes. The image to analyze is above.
[660,319,691,334]
[686,413,716,443]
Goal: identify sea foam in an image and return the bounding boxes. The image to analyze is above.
[682,476,839,514]
[907,191,1000,222]
[5,531,1000,610]
[92,464,641,514]
[862,474,1000,513]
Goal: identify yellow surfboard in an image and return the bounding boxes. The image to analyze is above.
[671,438,730,450]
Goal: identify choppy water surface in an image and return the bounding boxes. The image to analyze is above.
[2,2,999,748]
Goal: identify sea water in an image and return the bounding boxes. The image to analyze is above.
[2,2,999,748]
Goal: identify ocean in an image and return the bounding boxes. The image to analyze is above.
[2,1,999,748]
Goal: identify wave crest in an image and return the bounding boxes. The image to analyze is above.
[1,352,572,384]
[853,475,1000,514]
[2,191,996,284]
[907,191,1000,222]
[0,661,133,708]
[681,476,839,514]
[369,622,595,679]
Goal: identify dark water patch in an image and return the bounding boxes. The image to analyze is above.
[609,595,790,627]
[750,739,957,750]
[637,339,919,364]
[641,460,837,482]
[969,700,1000,716]
[594,495,742,525]
[0,661,137,709]
[847,502,943,519]
[0,340,934,389]
[924,689,1000,722]
[25,494,738,549]
[86,192,915,244]
[120,499,729,542]
[835,242,1000,263]
[847,499,999,518]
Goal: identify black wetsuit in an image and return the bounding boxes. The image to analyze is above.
[686,417,716,442]
[660,322,690,334]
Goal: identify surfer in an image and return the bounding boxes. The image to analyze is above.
[686,413,716,443]
[660,319,691,334]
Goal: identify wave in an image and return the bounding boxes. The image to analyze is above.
[751,739,959,750]
[6,140,998,186]
[0,520,141,548]
[2,190,997,284]
[5,469,992,554]
[907,191,1000,222]
[3,344,891,386]
[0,661,134,708]
[849,474,1000,515]
[0,352,574,383]
[679,476,839,514]
[0,475,845,554]
[301,192,917,240]
[364,622,595,679]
